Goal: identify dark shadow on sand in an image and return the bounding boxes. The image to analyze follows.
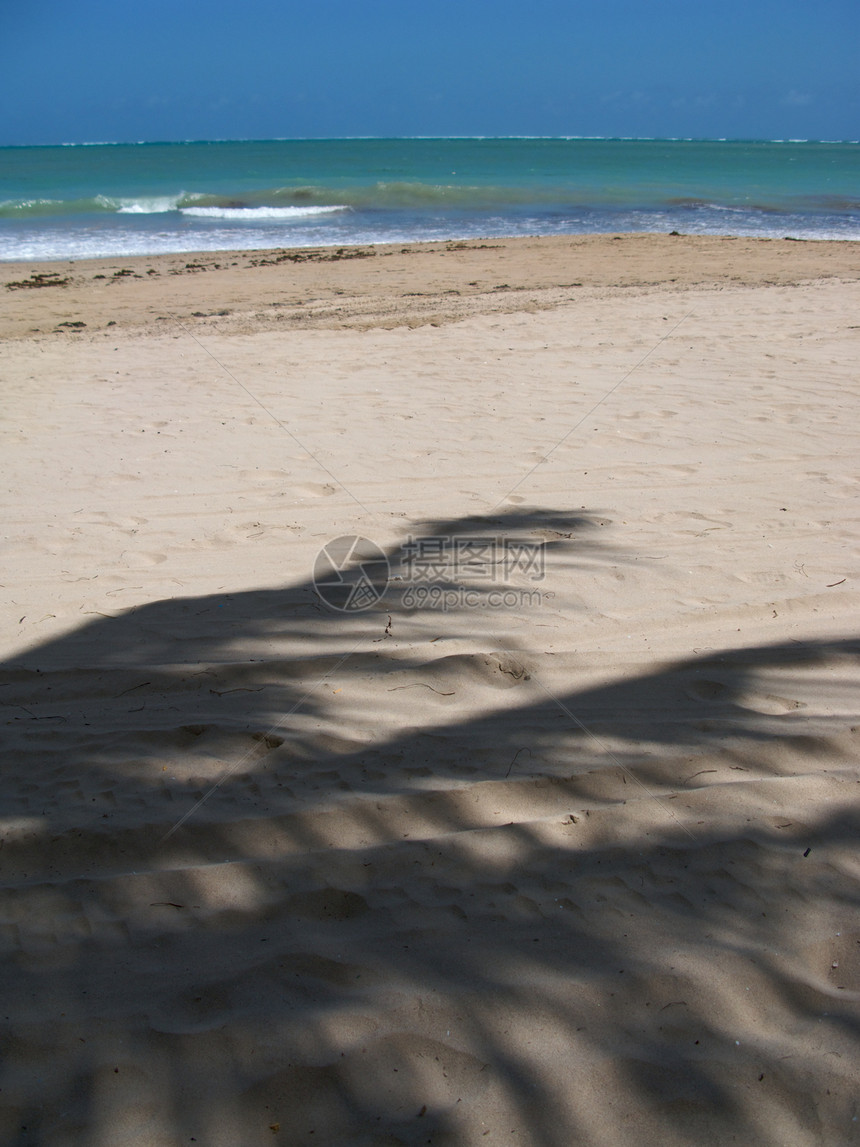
[1,507,859,1146]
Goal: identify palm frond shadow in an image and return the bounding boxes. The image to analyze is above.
[1,507,858,1146]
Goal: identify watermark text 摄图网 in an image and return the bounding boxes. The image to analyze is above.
[313,534,546,613]
[400,535,545,584]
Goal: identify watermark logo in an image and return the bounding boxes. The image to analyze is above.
[313,535,390,612]
[313,534,547,613]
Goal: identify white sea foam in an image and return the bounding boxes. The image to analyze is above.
[0,197,61,213]
[116,196,184,214]
[179,205,347,220]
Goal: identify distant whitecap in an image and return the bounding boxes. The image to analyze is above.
[180,205,348,220]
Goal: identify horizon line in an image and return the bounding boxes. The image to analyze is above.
[2,135,858,149]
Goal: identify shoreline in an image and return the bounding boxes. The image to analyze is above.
[3,231,859,341]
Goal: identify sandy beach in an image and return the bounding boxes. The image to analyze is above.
[2,233,860,1145]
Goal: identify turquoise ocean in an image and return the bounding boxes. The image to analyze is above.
[1,138,858,261]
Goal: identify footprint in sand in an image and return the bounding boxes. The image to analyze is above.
[285,887,370,920]
[426,652,532,688]
[687,679,805,714]
[736,691,806,715]
[131,551,168,566]
[237,468,291,483]
[295,482,337,497]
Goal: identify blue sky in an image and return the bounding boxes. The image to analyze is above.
[2,0,857,144]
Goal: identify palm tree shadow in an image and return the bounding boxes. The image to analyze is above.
[1,506,858,1146]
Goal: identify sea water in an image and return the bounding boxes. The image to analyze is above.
[1,137,858,261]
